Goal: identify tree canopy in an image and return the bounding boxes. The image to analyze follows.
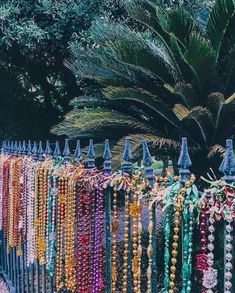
[52,0,234,173]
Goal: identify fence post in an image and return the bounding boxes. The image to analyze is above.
[103,139,112,293]
[38,141,44,162]
[219,139,234,293]
[74,140,82,163]
[178,138,192,185]
[34,142,41,293]
[142,140,157,293]
[177,137,192,292]
[45,140,52,158]
[16,142,21,293]
[63,139,71,163]
[122,138,132,292]
[21,141,26,293]
[27,140,32,156]
[87,139,95,169]
[54,141,61,163]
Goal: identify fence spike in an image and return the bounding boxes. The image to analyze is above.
[32,141,38,161]
[142,140,154,187]
[1,141,5,153]
[2,141,5,153]
[74,140,82,161]
[87,139,95,169]
[27,140,32,156]
[38,141,44,161]
[122,138,132,174]
[54,141,61,162]
[220,139,234,183]
[10,141,14,155]
[22,141,27,156]
[18,141,22,156]
[14,141,18,156]
[45,140,52,157]
[178,137,192,184]
[63,139,71,163]
[103,139,112,174]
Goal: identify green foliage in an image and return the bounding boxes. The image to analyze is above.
[53,0,235,173]
[0,0,105,139]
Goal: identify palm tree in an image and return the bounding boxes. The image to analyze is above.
[52,0,235,174]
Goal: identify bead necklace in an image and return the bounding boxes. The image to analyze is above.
[55,177,67,291]
[38,164,48,265]
[181,180,197,293]
[147,200,153,293]
[223,186,234,293]
[111,185,118,292]
[92,176,105,293]
[168,187,186,293]
[65,177,77,292]
[27,162,36,266]
[77,176,84,292]
[46,172,57,277]
[122,182,131,293]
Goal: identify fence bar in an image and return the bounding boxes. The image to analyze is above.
[122,138,133,292]
[220,139,234,293]
[74,140,82,163]
[87,139,95,169]
[142,140,157,292]
[103,139,112,293]
[13,247,17,288]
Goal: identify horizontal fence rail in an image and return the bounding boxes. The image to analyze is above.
[0,138,234,292]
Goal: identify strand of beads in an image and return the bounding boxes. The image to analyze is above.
[147,200,153,293]
[77,177,84,293]
[27,162,36,266]
[92,176,105,293]
[38,165,48,265]
[111,186,118,292]
[123,183,131,293]
[55,177,66,291]
[131,187,139,293]
[65,177,77,292]
[168,187,186,293]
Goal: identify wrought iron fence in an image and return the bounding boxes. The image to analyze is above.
[0,137,234,293]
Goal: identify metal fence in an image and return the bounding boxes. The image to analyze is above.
[0,137,234,293]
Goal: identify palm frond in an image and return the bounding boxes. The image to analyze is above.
[208,144,225,158]
[166,9,197,46]
[51,108,157,139]
[102,86,182,127]
[90,21,183,82]
[207,0,234,57]
[184,32,216,91]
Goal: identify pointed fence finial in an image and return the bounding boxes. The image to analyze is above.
[27,140,32,156]
[14,141,18,156]
[7,141,11,155]
[1,141,6,153]
[87,139,95,169]
[122,138,132,174]
[74,140,82,161]
[63,139,71,163]
[178,137,192,184]
[38,141,44,161]
[18,141,22,156]
[103,139,112,174]
[142,140,154,187]
[45,140,52,157]
[22,141,27,156]
[32,141,38,161]
[220,139,234,183]
[4,141,9,154]
[10,141,14,155]
[54,141,61,162]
